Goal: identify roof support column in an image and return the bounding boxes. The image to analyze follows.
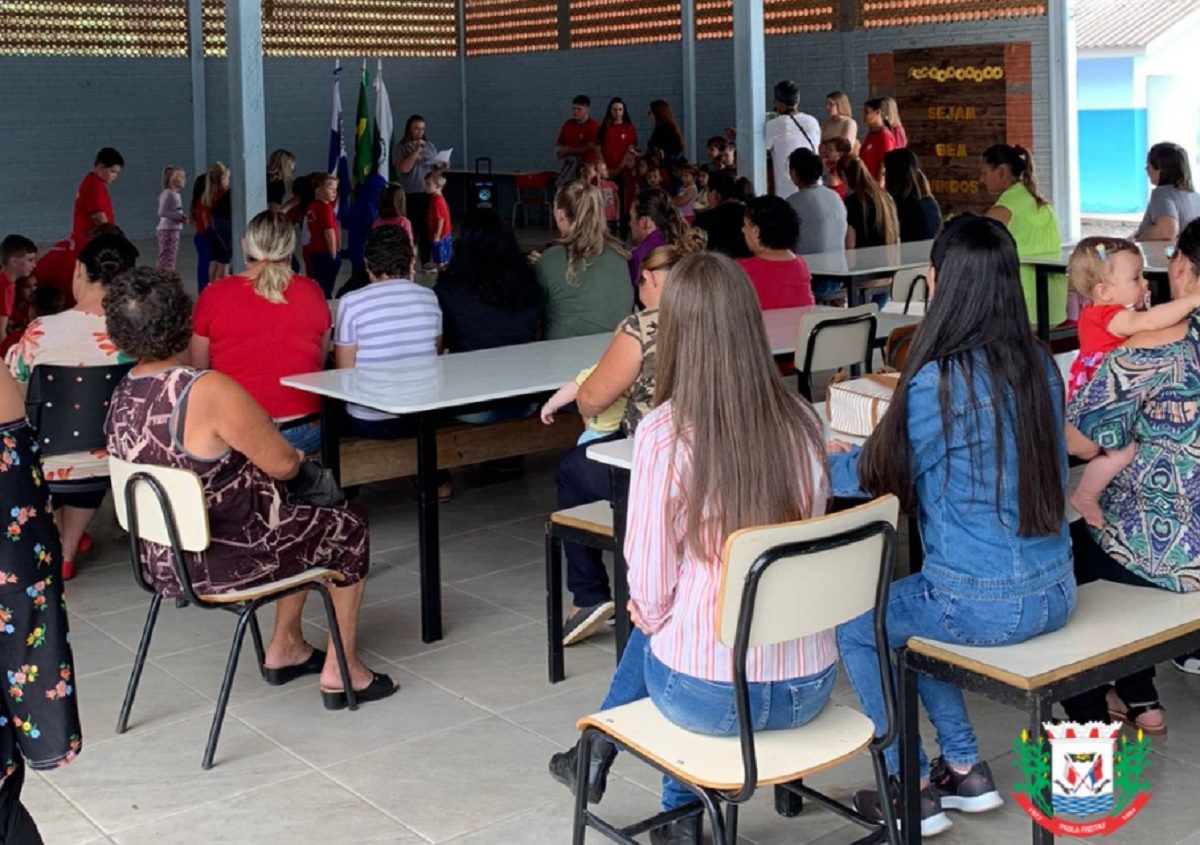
[734,0,766,192]
[225,0,267,268]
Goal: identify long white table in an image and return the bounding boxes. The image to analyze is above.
[802,241,935,307]
[281,307,918,644]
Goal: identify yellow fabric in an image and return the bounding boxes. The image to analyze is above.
[576,365,626,434]
[995,183,1066,325]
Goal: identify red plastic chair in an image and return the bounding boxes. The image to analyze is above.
[513,170,558,228]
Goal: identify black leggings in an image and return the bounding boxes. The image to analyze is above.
[1060,521,1159,722]
[0,761,44,845]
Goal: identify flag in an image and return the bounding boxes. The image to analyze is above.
[353,61,372,189]
[328,62,352,222]
[372,59,394,179]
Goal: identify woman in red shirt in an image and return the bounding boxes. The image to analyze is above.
[190,210,331,454]
[859,99,897,184]
[599,98,638,236]
[737,195,814,310]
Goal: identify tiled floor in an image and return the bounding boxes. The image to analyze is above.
[32,454,1200,844]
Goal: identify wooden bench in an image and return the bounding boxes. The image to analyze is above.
[897,580,1200,845]
[545,500,616,683]
[336,412,584,488]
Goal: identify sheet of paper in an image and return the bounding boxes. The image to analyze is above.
[433,148,453,167]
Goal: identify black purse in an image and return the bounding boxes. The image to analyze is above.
[286,461,346,508]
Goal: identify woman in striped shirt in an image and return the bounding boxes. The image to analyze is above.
[549,252,836,844]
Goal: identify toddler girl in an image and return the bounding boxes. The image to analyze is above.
[1067,237,1200,526]
[541,365,627,446]
[156,166,188,271]
[673,164,698,223]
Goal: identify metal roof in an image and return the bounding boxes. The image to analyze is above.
[1076,0,1200,49]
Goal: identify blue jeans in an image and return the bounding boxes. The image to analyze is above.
[455,402,537,425]
[837,573,1075,778]
[279,420,322,454]
[600,628,838,810]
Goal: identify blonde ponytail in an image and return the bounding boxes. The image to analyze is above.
[555,181,626,284]
[242,210,296,304]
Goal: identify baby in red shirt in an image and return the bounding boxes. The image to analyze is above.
[1067,237,1200,526]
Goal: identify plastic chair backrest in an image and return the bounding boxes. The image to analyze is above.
[109,457,211,553]
[796,305,878,374]
[25,363,133,456]
[716,496,900,648]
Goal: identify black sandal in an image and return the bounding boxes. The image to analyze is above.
[321,671,399,711]
[1106,689,1167,736]
[262,648,326,686]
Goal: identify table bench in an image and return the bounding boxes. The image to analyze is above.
[332,413,583,487]
[898,580,1200,844]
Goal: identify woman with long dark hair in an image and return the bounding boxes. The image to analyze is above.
[647,99,685,164]
[883,148,941,242]
[831,216,1074,838]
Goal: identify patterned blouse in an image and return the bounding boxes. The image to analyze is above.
[618,308,657,436]
[1067,312,1200,591]
[5,310,131,480]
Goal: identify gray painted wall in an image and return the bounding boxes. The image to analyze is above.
[1,16,1047,243]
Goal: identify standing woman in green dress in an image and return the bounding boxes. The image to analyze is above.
[0,365,83,842]
[981,143,1065,327]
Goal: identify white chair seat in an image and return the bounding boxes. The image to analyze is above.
[578,700,874,790]
[550,500,614,537]
[197,567,343,605]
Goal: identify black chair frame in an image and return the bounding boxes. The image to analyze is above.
[799,313,878,401]
[26,363,132,457]
[115,471,358,770]
[902,275,928,315]
[546,517,617,684]
[571,521,901,845]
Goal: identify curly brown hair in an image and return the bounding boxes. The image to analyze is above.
[104,268,194,362]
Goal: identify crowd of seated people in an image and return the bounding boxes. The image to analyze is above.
[6,83,1200,844]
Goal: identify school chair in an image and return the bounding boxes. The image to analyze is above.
[546,500,616,683]
[795,304,879,400]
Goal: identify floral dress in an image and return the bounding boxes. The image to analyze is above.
[0,419,83,783]
[5,310,131,482]
[104,367,369,598]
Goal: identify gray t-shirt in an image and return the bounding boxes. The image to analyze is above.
[788,184,848,255]
[394,138,440,195]
[1137,185,1200,238]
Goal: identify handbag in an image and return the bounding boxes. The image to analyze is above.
[286,460,346,508]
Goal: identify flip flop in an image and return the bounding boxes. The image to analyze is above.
[262,648,326,686]
[321,671,399,711]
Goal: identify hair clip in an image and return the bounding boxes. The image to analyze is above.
[1095,245,1108,262]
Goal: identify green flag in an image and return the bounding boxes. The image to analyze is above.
[353,63,372,188]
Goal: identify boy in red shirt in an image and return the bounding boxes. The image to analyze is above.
[71,147,123,247]
[0,235,37,338]
[425,172,453,269]
[556,95,600,182]
[304,173,341,296]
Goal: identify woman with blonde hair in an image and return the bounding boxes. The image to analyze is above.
[266,148,296,209]
[880,97,907,148]
[536,180,631,339]
[190,209,331,453]
[549,252,835,844]
[822,90,858,145]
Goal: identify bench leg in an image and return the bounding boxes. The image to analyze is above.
[1028,696,1054,845]
[547,530,565,684]
[610,470,631,662]
[416,413,443,644]
[899,650,922,845]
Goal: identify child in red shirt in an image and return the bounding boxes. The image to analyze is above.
[304,173,341,296]
[1066,237,1200,527]
[860,100,897,183]
[425,172,453,269]
[71,147,123,247]
[0,235,37,338]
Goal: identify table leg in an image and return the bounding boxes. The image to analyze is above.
[1035,265,1051,343]
[416,414,443,644]
[610,468,631,662]
[899,651,922,845]
[1028,697,1054,845]
[847,276,861,308]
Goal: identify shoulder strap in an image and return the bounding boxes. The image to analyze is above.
[788,114,814,150]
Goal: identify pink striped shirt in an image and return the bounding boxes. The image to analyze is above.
[626,401,839,683]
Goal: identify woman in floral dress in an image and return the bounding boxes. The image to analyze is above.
[0,365,82,842]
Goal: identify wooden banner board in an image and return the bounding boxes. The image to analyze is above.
[873,44,1033,216]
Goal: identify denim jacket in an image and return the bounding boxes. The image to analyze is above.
[829,351,1072,600]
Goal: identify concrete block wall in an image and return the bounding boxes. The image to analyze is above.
[1,15,1049,242]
